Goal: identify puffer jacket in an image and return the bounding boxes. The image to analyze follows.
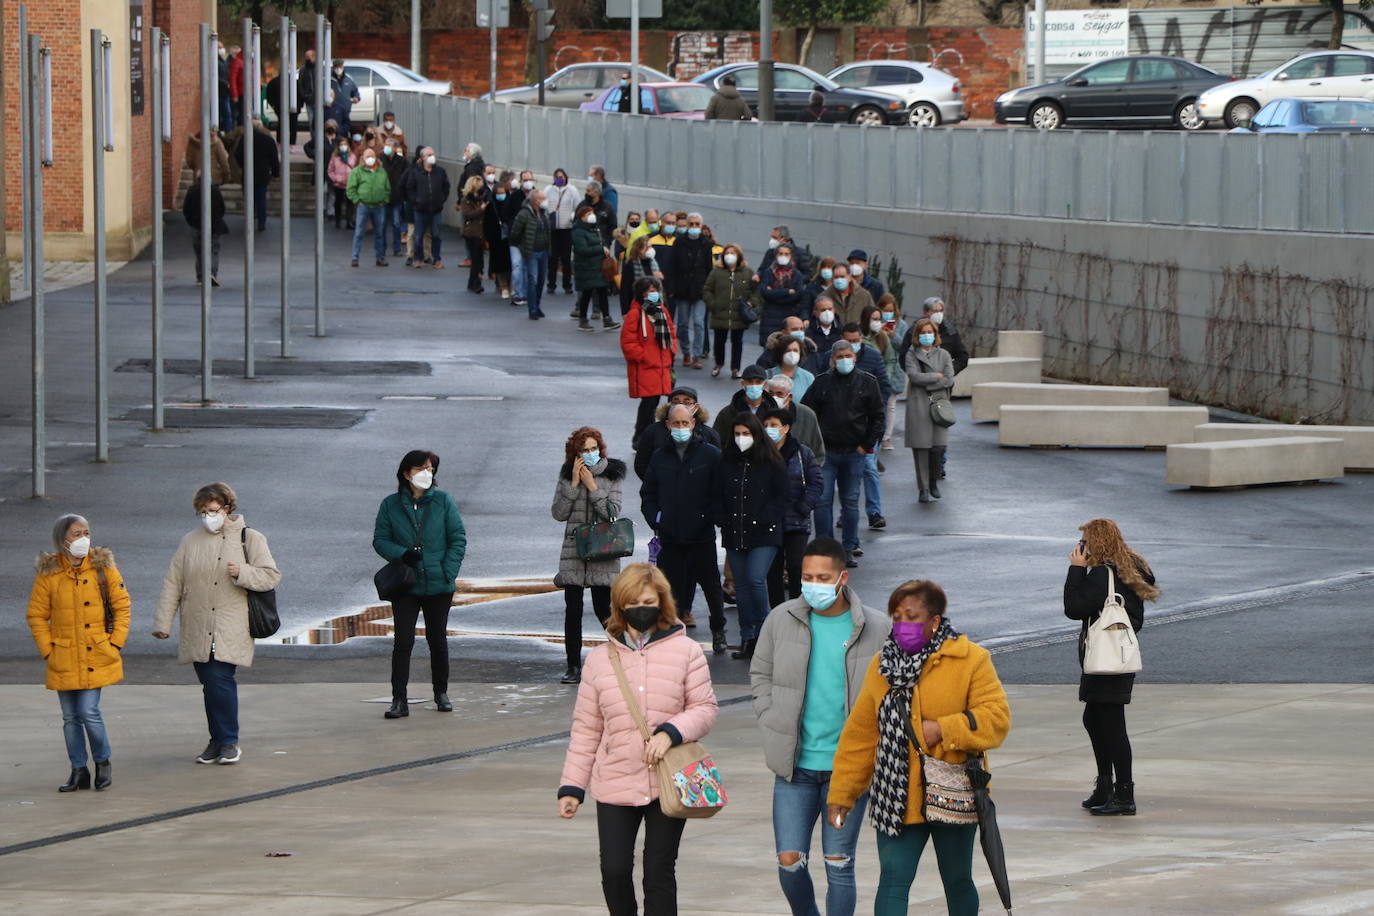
[27,548,132,691]
[757,263,805,344]
[712,453,789,551]
[640,437,721,545]
[552,458,626,588]
[153,515,281,668]
[559,625,719,806]
[402,164,451,214]
[704,264,759,331]
[704,84,753,121]
[828,636,1012,824]
[778,437,822,532]
[327,150,355,190]
[572,221,608,291]
[459,193,487,240]
[750,590,889,779]
[543,181,580,230]
[802,368,886,452]
[632,405,721,479]
[620,301,678,399]
[346,162,391,207]
[184,131,231,184]
[373,487,468,597]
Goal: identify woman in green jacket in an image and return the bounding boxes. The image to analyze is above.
[703,243,759,379]
[571,205,619,332]
[372,449,468,720]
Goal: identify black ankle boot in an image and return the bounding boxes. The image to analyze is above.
[94,760,112,790]
[434,692,453,712]
[1082,777,1111,809]
[560,666,581,684]
[711,631,727,655]
[384,699,409,719]
[59,767,91,792]
[929,480,942,499]
[1091,781,1136,816]
[731,637,757,661]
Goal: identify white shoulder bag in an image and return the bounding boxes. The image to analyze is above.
[1082,566,1143,675]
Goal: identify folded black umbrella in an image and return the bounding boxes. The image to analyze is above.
[967,756,1013,913]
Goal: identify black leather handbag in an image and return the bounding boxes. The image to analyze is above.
[374,501,429,601]
[241,528,281,639]
[738,297,759,326]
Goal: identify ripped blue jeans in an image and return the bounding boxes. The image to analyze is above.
[772,767,869,916]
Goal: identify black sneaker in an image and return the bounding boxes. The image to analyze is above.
[217,744,241,765]
[376,257,388,267]
[711,631,727,654]
[560,666,581,684]
[195,742,221,764]
[845,552,859,568]
[350,258,359,267]
[869,515,887,530]
[851,547,864,557]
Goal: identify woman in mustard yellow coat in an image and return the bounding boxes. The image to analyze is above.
[827,580,1010,916]
[26,514,132,793]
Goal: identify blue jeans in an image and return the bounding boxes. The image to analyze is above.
[193,654,239,745]
[412,210,443,263]
[384,204,404,254]
[509,245,525,299]
[674,298,709,358]
[773,768,869,916]
[521,249,549,315]
[58,688,111,768]
[818,450,865,552]
[726,545,778,640]
[351,204,386,260]
[863,451,883,519]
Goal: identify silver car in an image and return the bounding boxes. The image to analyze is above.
[481,62,671,108]
[827,60,966,127]
[339,59,452,125]
[1196,50,1374,128]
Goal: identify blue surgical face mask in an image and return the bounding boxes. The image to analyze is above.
[646,290,662,304]
[801,580,840,612]
[882,311,894,322]
[836,357,855,375]
[918,332,936,347]
[848,339,863,353]
[744,384,764,401]
[647,221,660,232]
[687,227,701,238]
[669,426,692,444]
[834,276,850,291]
[581,450,601,466]
[495,193,507,201]
[764,426,783,443]
[820,268,834,281]
[790,330,806,340]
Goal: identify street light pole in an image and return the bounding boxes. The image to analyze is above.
[91,29,113,462]
[759,0,774,122]
[151,28,169,431]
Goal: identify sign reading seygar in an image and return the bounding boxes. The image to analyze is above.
[1027,10,1130,65]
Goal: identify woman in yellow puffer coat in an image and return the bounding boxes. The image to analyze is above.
[26,514,132,793]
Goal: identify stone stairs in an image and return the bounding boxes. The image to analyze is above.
[174,158,319,218]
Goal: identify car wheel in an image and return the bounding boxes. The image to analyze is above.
[908,103,941,128]
[1029,102,1063,130]
[1175,100,1206,131]
[1224,97,1258,129]
[850,105,885,126]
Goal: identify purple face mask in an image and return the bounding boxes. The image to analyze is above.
[891,620,930,655]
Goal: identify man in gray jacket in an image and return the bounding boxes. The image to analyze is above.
[750,537,889,916]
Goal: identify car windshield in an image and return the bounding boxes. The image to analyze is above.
[789,66,838,92]
[383,64,426,83]
[656,86,713,113]
[1302,100,1374,126]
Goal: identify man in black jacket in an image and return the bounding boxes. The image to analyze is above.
[757,224,812,281]
[460,142,486,188]
[640,404,727,652]
[801,341,885,567]
[401,148,450,268]
[233,119,281,233]
[381,142,410,259]
[632,386,721,479]
[669,212,715,368]
[580,181,617,246]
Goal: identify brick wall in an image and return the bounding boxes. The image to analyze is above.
[153,0,205,211]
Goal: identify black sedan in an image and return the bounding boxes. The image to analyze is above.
[692,62,908,125]
[1231,97,1374,133]
[994,55,1229,131]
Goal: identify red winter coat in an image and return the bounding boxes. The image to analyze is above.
[620,301,678,399]
[560,626,718,807]
[228,53,244,101]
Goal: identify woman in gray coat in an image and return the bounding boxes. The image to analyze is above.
[903,316,955,504]
[552,426,626,684]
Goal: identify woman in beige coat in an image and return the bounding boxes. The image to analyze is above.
[153,483,280,766]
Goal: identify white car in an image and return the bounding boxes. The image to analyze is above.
[826,60,966,127]
[339,59,452,125]
[1197,50,1374,128]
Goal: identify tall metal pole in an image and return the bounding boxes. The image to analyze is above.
[91,30,111,463]
[242,19,256,379]
[489,3,497,101]
[1035,0,1047,84]
[630,0,640,115]
[151,29,167,431]
[314,16,328,338]
[19,5,32,300]
[759,0,774,122]
[410,0,421,73]
[201,24,216,404]
[30,37,49,498]
[281,19,294,358]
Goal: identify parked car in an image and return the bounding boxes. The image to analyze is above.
[1230,97,1374,133]
[994,55,1229,130]
[265,59,451,129]
[826,60,966,127]
[481,62,672,108]
[1197,50,1374,128]
[579,82,716,119]
[691,62,908,125]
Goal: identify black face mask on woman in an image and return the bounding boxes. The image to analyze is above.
[622,605,660,633]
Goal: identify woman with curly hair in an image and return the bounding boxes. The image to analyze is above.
[552,426,627,684]
[1065,517,1160,816]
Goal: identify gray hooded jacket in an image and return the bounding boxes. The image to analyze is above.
[749,587,890,780]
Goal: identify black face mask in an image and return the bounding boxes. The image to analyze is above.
[622,605,660,633]
[628,220,641,228]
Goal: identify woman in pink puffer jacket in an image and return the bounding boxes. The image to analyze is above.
[559,563,719,916]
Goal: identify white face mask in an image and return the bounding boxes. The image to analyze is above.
[782,350,801,367]
[522,180,535,190]
[869,320,883,333]
[645,247,656,260]
[425,155,437,166]
[773,394,789,407]
[363,155,376,166]
[849,263,864,277]
[201,511,226,534]
[485,173,496,183]
[734,435,754,452]
[67,536,91,558]
[767,237,781,249]
[723,253,738,267]
[818,310,834,327]
[930,311,945,326]
[584,214,597,224]
[383,120,395,130]
[410,469,434,490]
[776,255,791,267]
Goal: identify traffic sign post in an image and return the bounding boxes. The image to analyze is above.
[476,0,510,101]
[534,0,555,107]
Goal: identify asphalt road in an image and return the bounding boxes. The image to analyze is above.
[2,211,1370,687]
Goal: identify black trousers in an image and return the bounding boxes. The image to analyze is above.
[597,800,687,916]
[563,585,611,670]
[390,592,453,698]
[712,327,745,371]
[656,540,726,634]
[1082,701,1132,785]
[465,238,485,291]
[578,287,609,321]
[634,396,661,446]
[766,530,809,609]
[548,228,574,291]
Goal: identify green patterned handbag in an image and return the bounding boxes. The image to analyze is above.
[573,489,634,560]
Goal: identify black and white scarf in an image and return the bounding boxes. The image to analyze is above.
[869,619,960,837]
[641,300,674,352]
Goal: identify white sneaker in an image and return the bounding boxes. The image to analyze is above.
[217,744,242,765]
[500,289,510,299]
[882,439,894,451]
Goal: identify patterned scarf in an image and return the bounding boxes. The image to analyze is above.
[869,619,960,837]
[641,300,674,352]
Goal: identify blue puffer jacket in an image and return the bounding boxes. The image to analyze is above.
[779,437,822,533]
[372,487,468,596]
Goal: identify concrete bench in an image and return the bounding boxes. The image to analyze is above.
[999,405,1209,447]
[951,357,1042,397]
[1166,437,1345,488]
[1193,422,1374,471]
[997,330,1044,360]
[972,383,1170,422]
